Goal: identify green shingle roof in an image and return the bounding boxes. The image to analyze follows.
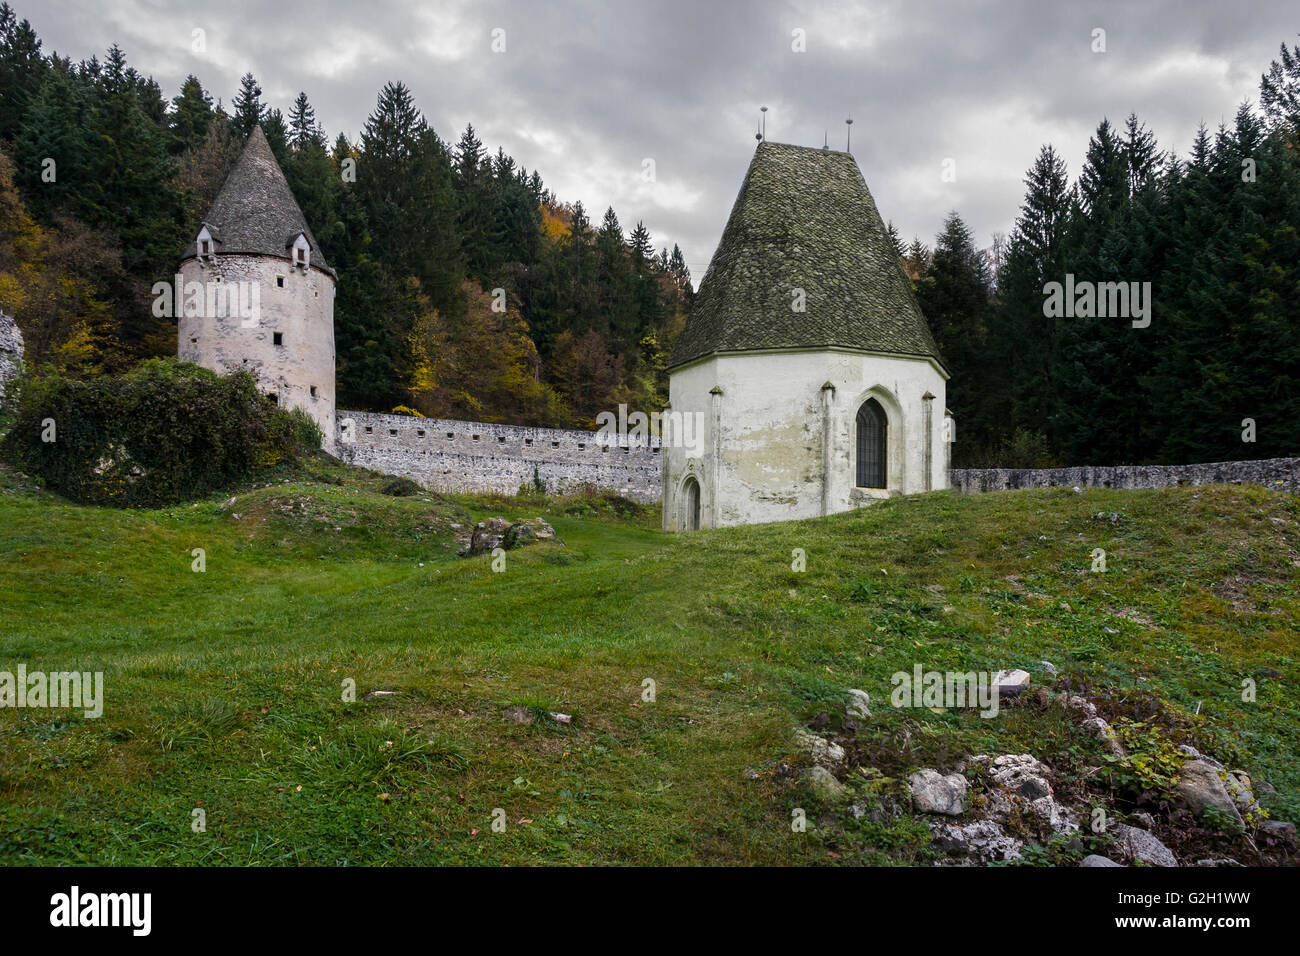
[668,141,942,371]
[182,126,333,276]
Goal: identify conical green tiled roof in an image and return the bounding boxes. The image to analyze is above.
[669,141,942,371]
[182,125,333,275]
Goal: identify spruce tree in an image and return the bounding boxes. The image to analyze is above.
[169,75,213,153]
[288,91,322,149]
[914,212,994,457]
[231,72,265,138]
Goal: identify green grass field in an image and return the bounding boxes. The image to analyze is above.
[1,455,1296,865]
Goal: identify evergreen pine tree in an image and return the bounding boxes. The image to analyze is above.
[231,72,265,138]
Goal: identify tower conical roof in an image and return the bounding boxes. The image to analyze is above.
[669,141,941,370]
[182,125,333,275]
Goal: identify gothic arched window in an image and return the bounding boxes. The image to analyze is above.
[855,399,887,489]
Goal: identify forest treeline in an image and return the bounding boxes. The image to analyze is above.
[897,40,1300,467]
[0,4,691,429]
[1,4,1298,464]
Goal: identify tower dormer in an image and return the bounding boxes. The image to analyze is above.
[195,224,217,259]
[288,232,310,270]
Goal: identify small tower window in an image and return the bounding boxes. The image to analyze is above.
[273,332,283,346]
[276,276,285,288]
[310,386,318,398]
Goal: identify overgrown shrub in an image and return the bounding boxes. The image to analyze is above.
[0,358,313,506]
[285,405,323,450]
[380,476,422,497]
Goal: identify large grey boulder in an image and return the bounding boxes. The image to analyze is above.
[1111,823,1178,867]
[1174,759,1243,827]
[909,769,969,816]
[1222,771,1261,821]
[503,517,559,549]
[467,517,512,556]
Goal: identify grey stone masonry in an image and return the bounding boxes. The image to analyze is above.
[336,410,663,502]
[951,458,1300,495]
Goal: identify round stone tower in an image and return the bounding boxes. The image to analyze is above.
[177,125,337,447]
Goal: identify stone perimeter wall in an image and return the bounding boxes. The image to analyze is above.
[951,458,1300,495]
[335,410,663,502]
[333,408,1298,505]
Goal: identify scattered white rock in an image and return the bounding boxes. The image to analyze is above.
[793,728,846,771]
[549,712,573,724]
[992,669,1031,697]
[989,754,1053,801]
[909,769,969,816]
[1080,854,1124,867]
[1061,695,1098,719]
[986,754,1079,834]
[846,688,871,718]
[809,765,847,798]
[1082,716,1126,757]
[929,819,1023,863]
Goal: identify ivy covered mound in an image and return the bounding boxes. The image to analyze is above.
[1,358,321,507]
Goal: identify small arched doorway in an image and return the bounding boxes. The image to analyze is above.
[682,476,701,531]
[855,398,887,489]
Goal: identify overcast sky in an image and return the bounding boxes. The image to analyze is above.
[19,0,1299,282]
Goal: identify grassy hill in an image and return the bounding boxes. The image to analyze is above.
[0,455,1296,865]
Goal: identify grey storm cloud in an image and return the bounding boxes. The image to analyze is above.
[20,0,1299,281]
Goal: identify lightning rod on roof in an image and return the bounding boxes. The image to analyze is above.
[755,106,767,142]
[846,117,853,154]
